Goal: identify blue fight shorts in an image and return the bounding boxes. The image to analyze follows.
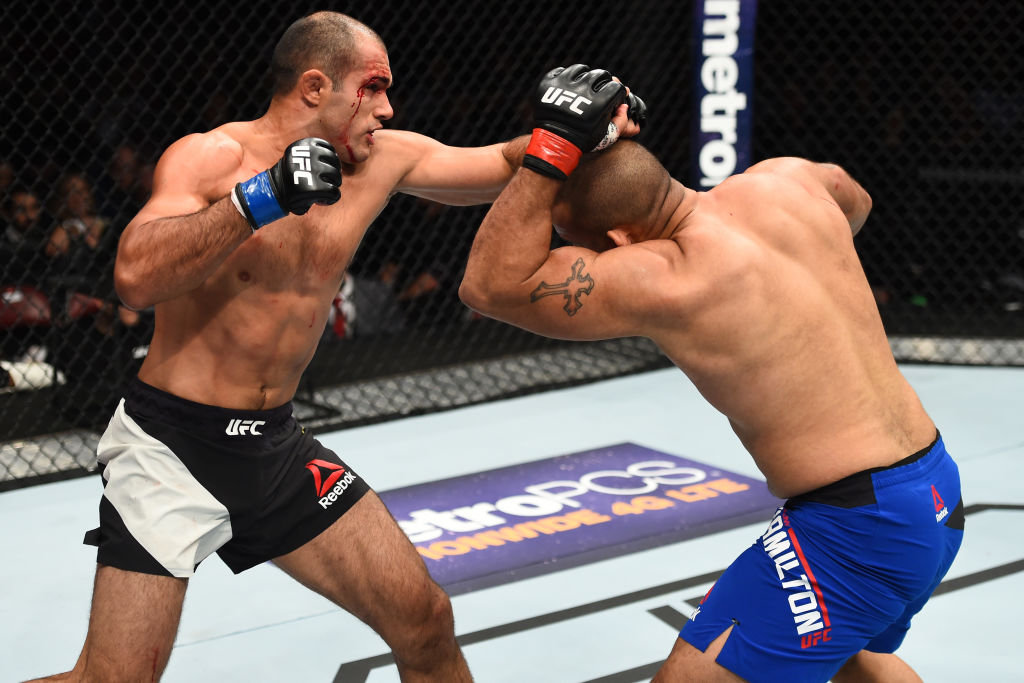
[680,432,964,683]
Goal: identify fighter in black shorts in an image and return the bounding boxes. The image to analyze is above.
[26,10,583,681]
[85,379,370,578]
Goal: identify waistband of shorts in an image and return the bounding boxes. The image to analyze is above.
[124,378,295,431]
[787,430,943,508]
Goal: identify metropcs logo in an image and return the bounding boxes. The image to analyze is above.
[398,460,723,545]
[225,419,265,436]
[541,87,592,115]
[697,0,748,188]
[306,459,358,509]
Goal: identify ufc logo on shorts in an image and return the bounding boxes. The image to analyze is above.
[225,419,266,436]
[541,87,592,115]
[289,144,314,186]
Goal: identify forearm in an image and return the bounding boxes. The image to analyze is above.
[460,168,559,310]
[115,197,251,309]
[501,135,530,173]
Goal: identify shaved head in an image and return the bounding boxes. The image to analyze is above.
[271,11,385,96]
[553,141,672,250]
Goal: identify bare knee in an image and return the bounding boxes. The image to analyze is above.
[387,581,459,668]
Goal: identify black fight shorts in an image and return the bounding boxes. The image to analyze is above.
[83,379,370,577]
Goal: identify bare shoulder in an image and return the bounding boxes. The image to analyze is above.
[744,156,814,175]
[368,129,433,167]
[151,126,249,203]
[333,129,426,191]
[738,157,835,199]
[160,127,244,178]
[595,239,693,302]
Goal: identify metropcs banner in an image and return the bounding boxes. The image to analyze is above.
[692,0,758,188]
[379,443,780,594]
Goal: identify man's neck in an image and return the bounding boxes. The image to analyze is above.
[253,99,317,151]
[654,179,695,240]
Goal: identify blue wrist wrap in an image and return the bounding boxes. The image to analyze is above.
[237,171,286,228]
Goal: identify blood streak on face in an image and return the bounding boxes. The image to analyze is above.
[339,86,365,160]
[338,61,391,160]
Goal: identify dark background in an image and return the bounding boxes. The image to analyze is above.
[1,0,1021,483]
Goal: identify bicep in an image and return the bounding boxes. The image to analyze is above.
[489,246,667,341]
[390,132,512,205]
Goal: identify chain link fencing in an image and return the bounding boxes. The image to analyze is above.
[1,0,1021,487]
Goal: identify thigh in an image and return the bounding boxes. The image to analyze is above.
[78,564,187,679]
[653,627,745,683]
[272,490,443,630]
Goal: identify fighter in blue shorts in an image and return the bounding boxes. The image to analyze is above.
[680,432,964,682]
[458,65,962,682]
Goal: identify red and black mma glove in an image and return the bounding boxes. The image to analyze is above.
[232,137,342,231]
[523,64,627,181]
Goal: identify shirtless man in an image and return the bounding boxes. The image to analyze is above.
[32,11,531,682]
[459,66,964,682]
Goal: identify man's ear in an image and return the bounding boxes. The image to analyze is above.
[297,69,330,106]
[606,228,633,247]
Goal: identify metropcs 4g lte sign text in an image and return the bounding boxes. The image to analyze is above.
[379,443,781,594]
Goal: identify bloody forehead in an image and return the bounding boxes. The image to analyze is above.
[359,60,392,87]
[361,75,392,89]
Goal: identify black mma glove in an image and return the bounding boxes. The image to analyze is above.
[232,137,342,230]
[523,64,627,181]
[626,92,648,128]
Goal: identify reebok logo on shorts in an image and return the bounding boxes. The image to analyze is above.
[932,485,949,523]
[306,459,358,509]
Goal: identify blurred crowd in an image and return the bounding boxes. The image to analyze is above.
[0,144,156,394]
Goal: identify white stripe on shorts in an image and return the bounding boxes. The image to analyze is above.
[97,399,234,577]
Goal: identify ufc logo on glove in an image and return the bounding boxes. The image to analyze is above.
[540,87,592,115]
[289,144,313,186]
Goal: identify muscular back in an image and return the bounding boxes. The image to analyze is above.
[462,143,935,497]
[652,165,934,496]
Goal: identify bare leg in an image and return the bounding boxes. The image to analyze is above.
[651,626,745,683]
[26,564,187,682]
[832,651,923,683]
[273,491,471,682]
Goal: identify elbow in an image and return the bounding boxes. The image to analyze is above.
[850,187,873,236]
[458,276,509,319]
[458,278,489,315]
[861,187,873,217]
[114,254,152,311]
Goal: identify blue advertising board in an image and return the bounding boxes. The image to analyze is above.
[691,0,758,188]
[380,443,780,594]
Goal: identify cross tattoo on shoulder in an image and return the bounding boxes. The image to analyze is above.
[530,257,595,316]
